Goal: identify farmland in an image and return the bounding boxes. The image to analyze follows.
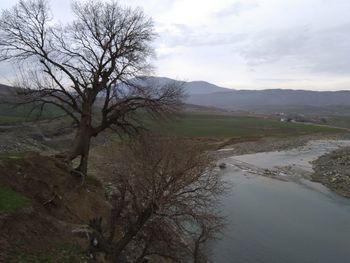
[149,113,344,139]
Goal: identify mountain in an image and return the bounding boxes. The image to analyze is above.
[2,77,350,115]
[137,76,230,95]
[144,77,350,114]
[187,89,350,112]
[183,81,231,95]
[0,83,14,96]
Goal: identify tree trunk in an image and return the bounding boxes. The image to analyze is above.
[193,242,200,263]
[112,204,154,261]
[67,103,93,176]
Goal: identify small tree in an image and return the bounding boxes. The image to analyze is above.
[89,134,225,262]
[0,0,183,174]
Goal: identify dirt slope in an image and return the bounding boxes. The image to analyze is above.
[0,154,110,262]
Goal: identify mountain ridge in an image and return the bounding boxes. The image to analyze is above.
[2,78,350,114]
[144,77,350,114]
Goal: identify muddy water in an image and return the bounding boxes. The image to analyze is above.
[211,140,350,263]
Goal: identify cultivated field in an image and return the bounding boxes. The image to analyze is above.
[149,113,344,139]
[0,104,63,124]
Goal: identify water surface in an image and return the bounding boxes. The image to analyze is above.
[211,140,350,263]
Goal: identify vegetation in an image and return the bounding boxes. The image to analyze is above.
[0,103,64,124]
[90,134,224,262]
[327,116,350,129]
[11,251,52,263]
[150,113,344,139]
[11,244,83,263]
[0,186,31,212]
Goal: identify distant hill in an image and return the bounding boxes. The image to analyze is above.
[0,84,14,96]
[183,81,230,95]
[3,78,350,115]
[187,89,350,113]
[137,76,230,95]
[143,77,350,114]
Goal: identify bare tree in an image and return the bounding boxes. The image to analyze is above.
[0,0,183,174]
[89,134,225,262]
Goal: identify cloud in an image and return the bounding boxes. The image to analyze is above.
[238,26,310,65]
[255,78,311,83]
[215,1,259,17]
[1,0,350,90]
[157,23,247,48]
[237,23,350,75]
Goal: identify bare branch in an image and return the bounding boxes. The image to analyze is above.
[91,134,226,261]
[0,0,183,175]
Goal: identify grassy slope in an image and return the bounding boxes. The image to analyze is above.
[0,104,64,124]
[327,116,350,129]
[0,186,31,213]
[150,114,343,139]
[0,154,109,262]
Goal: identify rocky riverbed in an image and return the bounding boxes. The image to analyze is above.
[214,133,350,159]
[312,147,350,197]
[218,139,350,199]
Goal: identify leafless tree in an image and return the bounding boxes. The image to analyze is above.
[89,134,225,262]
[0,0,184,174]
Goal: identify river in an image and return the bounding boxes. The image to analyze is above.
[210,140,350,263]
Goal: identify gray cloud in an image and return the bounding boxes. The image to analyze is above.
[158,23,247,48]
[215,1,259,17]
[238,27,310,64]
[255,78,311,82]
[238,23,350,74]
[1,0,350,90]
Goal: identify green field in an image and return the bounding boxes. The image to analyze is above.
[150,114,344,139]
[326,116,350,129]
[0,103,64,124]
[0,186,31,213]
[0,101,345,140]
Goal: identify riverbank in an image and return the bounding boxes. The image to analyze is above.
[218,139,350,195]
[214,133,350,159]
[312,147,350,197]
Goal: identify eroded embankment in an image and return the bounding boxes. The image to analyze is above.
[0,154,110,262]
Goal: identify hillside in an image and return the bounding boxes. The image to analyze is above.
[187,89,350,113]
[3,79,350,115]
[136,76,230,95]
[0,84,14,96]
[0,154,110,262]
[139,77,350,114]
[184,80,231,95]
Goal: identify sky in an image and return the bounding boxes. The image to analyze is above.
[1,0,350,91]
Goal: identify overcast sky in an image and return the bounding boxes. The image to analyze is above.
[1,0,350,90]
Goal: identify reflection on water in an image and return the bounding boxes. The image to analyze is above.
[210,140,350,263]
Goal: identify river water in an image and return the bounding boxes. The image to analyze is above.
[210,140,350,263]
